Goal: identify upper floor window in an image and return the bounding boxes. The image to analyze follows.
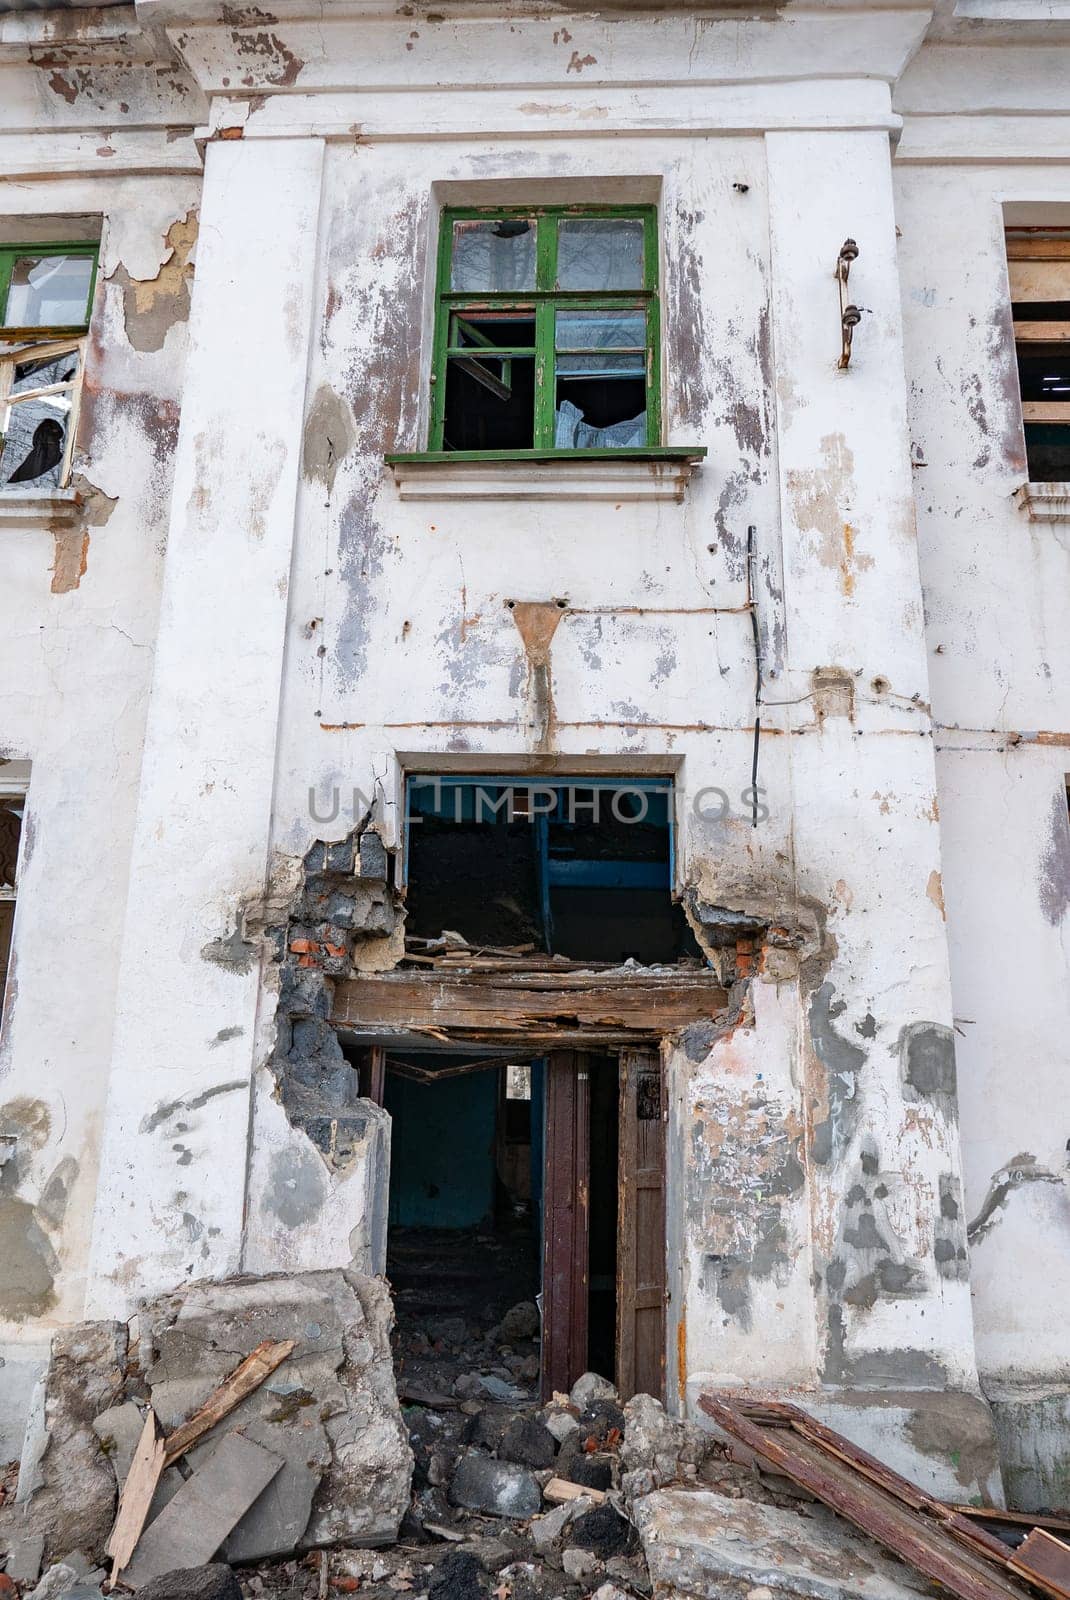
[1007,229,1070,483]
[0,243,98,492]
[430,206,660,455]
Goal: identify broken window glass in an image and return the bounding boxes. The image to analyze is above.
[554,308,647,447]
[432,207,659,454]
[451,219,537,293]
[0,343,81,491]
[4,254,95,328]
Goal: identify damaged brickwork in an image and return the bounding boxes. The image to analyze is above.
[267,825,405,1168]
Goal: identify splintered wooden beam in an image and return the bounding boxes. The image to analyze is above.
[105,1409,167,1588]
[330,969,728,1042]
[162,1338,296,1465]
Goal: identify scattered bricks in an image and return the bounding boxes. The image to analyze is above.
[289,939,318,955]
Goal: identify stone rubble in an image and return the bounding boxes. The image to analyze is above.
[0,1284,959,1600]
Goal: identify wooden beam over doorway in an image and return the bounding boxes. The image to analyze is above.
[331,967,728,1045]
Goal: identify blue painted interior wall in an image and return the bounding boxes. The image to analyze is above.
[386,1068,499,1228]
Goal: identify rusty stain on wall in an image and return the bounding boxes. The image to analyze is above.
[508,599,565,753]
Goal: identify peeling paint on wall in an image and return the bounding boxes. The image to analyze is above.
[111,211,197,354]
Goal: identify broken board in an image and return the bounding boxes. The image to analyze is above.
[698,1394,1048,1600]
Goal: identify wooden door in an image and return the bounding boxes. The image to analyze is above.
[541,1050,591,1399]
[615,1045,666,1401]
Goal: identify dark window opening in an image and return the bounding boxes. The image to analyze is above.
[1007,232,1070,483]
[0,793,22,1017]
[404,776,703,965]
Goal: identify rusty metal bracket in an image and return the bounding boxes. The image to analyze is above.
[835,238,861,369]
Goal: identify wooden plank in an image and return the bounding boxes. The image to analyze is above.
[367,1043,386,1105]
[1013,321,1070,342]
[616,1045,666,1403]
[162,1338,296,1465]
[722,1400,1013,1564]
[332,970,727,1041]
[955,1508,1070,1537]
[699,1393,1036,1600]
[1009,1529,1070,1600]
[542,1051,590,1401]
[105,1409,167,1589]
[1006,238,1070,259]
[1022,402,1070,422]
[543,1477,606,1505]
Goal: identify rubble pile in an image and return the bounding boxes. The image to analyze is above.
[0,1274,968,1600]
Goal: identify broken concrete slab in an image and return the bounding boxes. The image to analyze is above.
[139,1270,412,1550]
[448,1454,541,1520]
[122,1434,284,1589]
[3,1531,45,1585]
[214,1415,331,1562]
[0,1323,128,1564]
[633,1489,938,1600]
[93,1403,147,1486]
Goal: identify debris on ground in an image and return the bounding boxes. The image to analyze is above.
[4,1274,1064,1600]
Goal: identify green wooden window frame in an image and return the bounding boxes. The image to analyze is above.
[0,242,99,339]
[426,204,663,456]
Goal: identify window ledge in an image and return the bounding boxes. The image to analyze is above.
[1014,481,1070,524]
[387,449,705,503]
[0,489,82,529]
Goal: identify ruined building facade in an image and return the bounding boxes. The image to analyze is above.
[1,0,1069,1514]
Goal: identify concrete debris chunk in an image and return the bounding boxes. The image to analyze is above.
[93,1405,148,1488]
[215,1414,331,1562]
[26,1563,83,1600]
[121,1434,284,1589]
[620,1393,718,1490]
[1,1324,128,1565]
[569,1374,619,1410]
[3,1533,46,1586]
[633,1489,937,1600]
[448,1454,541,1520]
[140,1270,411,1551]
[498,1304,539,1342]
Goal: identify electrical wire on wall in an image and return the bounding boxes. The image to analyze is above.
[745,524,762,829]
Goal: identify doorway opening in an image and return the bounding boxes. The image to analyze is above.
[367,1041,665,1405]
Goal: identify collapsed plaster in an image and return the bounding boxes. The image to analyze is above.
[110,210,198,354]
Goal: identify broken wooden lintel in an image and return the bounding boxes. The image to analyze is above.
[330,968,728,1041]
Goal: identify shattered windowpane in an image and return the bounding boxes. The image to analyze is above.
[4,254,94,328]
[0,394,70,488]
[557,218,644,290]
[12,349,80,394]
[451,219,536,292]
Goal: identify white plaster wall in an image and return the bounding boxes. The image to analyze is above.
[895,156,1070,1392]
[0,171,199,1442]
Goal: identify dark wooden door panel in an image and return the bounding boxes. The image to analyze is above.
[541,1050,591,1399]
[616,1045,666,1401]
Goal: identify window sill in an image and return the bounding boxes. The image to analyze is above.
[386,448,705,503]
[1014,481,1070,524]
[0,489,82,529]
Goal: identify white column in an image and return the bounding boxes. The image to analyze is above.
[766,132,982,1406]
[85,136,325,1318]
